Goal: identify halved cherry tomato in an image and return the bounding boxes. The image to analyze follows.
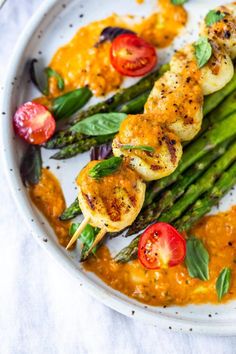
[138,222,186,270]
[110,33,157,77]
[13,101,56,145]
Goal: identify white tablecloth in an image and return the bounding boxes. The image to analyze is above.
[1,1,236,353]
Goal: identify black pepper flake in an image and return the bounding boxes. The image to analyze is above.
[208,314,212,318]
[228,241,233,246]
[131,310,135,315]
[169,326,172,330]
[79,14,84,18]
[224,30,231,39]
[43,238,48,242]
[2,112,6,115]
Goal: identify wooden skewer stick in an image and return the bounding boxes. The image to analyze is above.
[85,228,107,258]
[66,216,90,250]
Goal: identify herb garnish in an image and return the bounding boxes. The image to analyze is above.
[185,235,209,281]
[89,156,123,179]
[45,67,65,91]
[20,145,42,186]
[121,144,155,153]
[69,223,100,261]
[52,87,92,120]
[194,36,212,68]
[205,10,225,27]
[216,267,231,301]
[71,112,127,135]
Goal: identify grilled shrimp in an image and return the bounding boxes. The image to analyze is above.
[76,160,145,232]
[170,43,234,95]
[200,3,236,59]
[144,71,203,141]
[112,114,182,181]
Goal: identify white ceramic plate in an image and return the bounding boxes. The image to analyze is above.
[2,0,236,335]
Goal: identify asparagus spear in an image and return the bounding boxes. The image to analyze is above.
[59,198,81,221]
[44,131,85,150]
[144,112,236,206]
[114,235,140,263]
[50,134,114,160]
[127,139,232,236]
[187,88,236,145]
[115,161,236,263]
[119,91,149,114]
[159,140,236,223]
[175,162,236,232]
[207,90,236,124]
[203,70,236,116]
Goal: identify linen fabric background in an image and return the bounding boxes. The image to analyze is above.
[0,1,236,353]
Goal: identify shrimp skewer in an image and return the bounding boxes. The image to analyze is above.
[67,2,236,252]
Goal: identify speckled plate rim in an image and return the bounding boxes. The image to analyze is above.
[2,0,236,336]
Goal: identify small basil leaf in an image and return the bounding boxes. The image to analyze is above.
[121,144,155,152]
[20,145,42,186]
[45,67,65,91]
[90,142,112,161]
[171,0,188,5]
[89,156,122,179]
[52,87,92,120]
[71,112,127,135]
[29,59,48,95]
[95,26,136,47]
[69,223,100,261]
[194,36,212,68]
[185,235,209,281]
[216,267,231,301]
[205,10,225,27]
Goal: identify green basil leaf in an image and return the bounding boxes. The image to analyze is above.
[194,36,212,68]
[216,267,231,301]
[20,145,42,186]
[71,112,127,135]
[171,0,188,5]
[89,156,122,179]
[185,235,209,280]
[45,67,65,91]
[69,223,100,261]
[121,144,155,152]
[52,87,92,120]
[205,10,225,27]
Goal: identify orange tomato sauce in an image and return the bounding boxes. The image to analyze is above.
[49,0,187,97]
[29,168,71,248]
[84,206,236,306]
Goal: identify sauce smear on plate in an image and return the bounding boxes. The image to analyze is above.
[29,168,71,247]
[49,0,187,97]
[84,206,236,306]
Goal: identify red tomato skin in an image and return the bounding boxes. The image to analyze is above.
[13,101,56,145]
[110,34,157,77]
[138,222,186,270]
